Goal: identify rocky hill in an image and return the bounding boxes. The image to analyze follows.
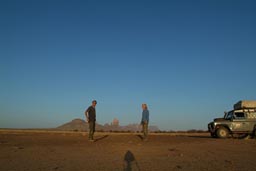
[57,119,104,131]
[57,118,160,132]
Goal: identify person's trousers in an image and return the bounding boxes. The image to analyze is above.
[142,122,148,138]
[88,121,95,140]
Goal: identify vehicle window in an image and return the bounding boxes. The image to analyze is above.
[234,112,245,119]
[225,112,233,120]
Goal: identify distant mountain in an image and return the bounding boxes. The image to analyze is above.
[57,119,104,131]
[57,118,160,132]
[149,125,160,132]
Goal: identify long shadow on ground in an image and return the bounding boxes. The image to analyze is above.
[136,135,144,141]
[94,135,109,142]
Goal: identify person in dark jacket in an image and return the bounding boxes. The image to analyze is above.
[141,103,149,140]
[85,100,97,141]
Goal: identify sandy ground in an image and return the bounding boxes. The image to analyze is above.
[0,131,256,171]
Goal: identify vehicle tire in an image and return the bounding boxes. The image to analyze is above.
[216,127,229,138]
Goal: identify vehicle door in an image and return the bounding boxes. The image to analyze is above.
[246,112,256,130]
[231,112,248,132]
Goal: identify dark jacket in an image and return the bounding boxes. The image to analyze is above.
[86,106,96,122]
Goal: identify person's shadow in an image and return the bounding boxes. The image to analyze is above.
[123,150,140,171]
[136,135,144,141]
[94,135,109,142]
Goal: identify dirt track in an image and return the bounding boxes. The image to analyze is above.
[0,131,256,171]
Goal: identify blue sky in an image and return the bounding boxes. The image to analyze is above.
[1,0,256,130]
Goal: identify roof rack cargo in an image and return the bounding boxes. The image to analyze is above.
[233,100,256,110]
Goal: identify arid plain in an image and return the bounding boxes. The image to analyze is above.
[0,130,255,171]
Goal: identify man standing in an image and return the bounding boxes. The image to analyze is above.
[85,100,97,141]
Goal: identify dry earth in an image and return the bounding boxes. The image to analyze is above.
[0,130,256,171]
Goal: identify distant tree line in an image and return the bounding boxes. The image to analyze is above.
[72,129,207,133]
[152,129,207,133]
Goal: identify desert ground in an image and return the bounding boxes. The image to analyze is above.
[0,130,256,171]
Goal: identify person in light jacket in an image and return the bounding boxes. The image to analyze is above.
[141,103,149,140]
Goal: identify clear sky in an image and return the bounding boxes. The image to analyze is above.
[1,0,256,130]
